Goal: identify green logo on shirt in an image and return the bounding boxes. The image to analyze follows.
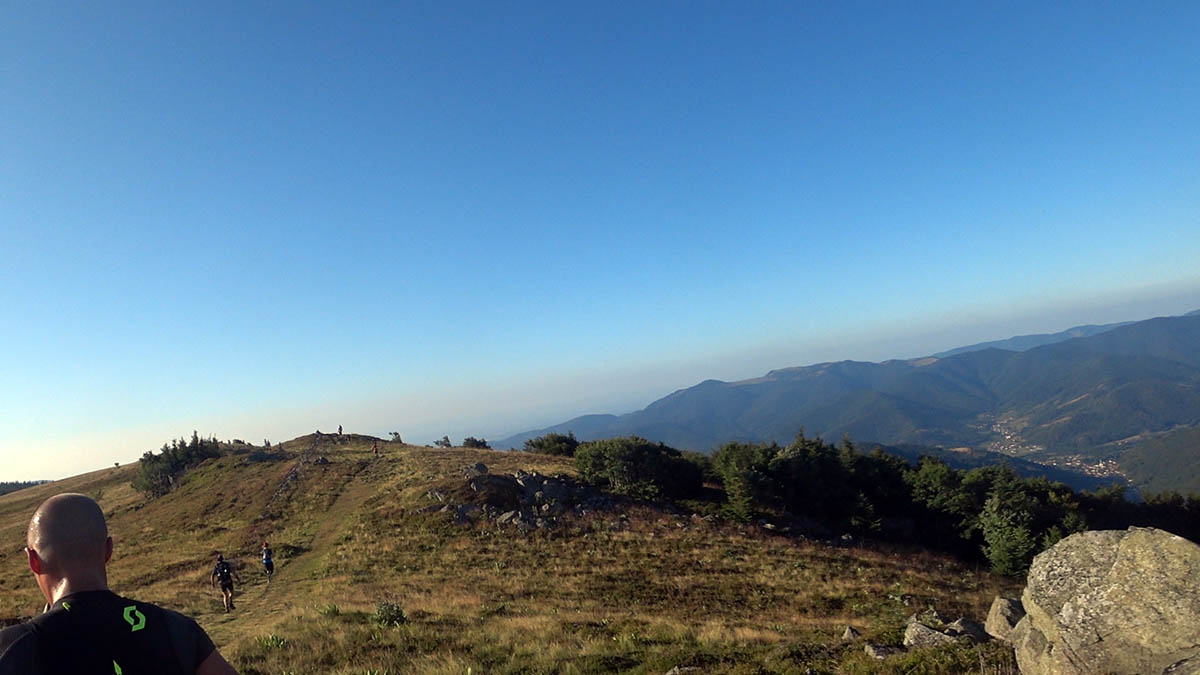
[123,605,146,632]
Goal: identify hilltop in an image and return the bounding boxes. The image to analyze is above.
[0,434,1019,674]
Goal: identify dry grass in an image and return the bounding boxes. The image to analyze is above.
[0,437,1020,673]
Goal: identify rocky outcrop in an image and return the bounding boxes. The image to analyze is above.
[984,596,1024,642]
[1011,527,1200,675]
[425,465,617,532]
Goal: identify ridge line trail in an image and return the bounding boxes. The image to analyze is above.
[203,440,409,644]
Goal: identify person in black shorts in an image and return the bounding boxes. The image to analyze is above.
[260,542,274,584]
[0,493,236,674]
[210,554,241,612]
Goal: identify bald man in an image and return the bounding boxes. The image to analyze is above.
[0,493,237,674]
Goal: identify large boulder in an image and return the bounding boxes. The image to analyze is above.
[1011,527,1200,675]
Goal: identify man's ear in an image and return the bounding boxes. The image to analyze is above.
[104,537,113,564]
[26,546,44,575]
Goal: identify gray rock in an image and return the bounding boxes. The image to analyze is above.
[842,626,861,641]
[462,462,488,478]
[453,504,481,525]
[906,608,947,627]
[985,596,1025,642]
[497,510,520,525]
[945,617,989,643]
[663,667,702,675]
[864,643,902,659]
[1012,527,1200,675]
[903,622,956,649]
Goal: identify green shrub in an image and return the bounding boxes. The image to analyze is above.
[462,437,490,449]
[374,600,407,627]
[132,431,220,498]
[575,436,702,500]
[255,634,288,650]
[523,432,579,456]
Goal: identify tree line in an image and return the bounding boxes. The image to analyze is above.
[524,431,1200,576]
[131,431,220,498]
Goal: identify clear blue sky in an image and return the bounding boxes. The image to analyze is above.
[3,2,1198,479]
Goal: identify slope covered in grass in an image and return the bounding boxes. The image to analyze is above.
[0,435,1019,673]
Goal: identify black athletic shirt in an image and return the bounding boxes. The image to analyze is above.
[214,561,233,585]
[0,590,215,674]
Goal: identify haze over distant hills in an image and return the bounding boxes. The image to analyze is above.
[496,312,1200,494]
[931,321,1136,358]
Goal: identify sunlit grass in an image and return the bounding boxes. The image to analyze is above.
[0,437,1019,672]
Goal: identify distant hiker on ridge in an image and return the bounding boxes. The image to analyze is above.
[0,493,237,674]
[372,439,379,456]
[260,542,274,584]
[210,554,241,613]
[338,425,342,435]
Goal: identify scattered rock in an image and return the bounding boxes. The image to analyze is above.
[452,504,481,525]
[945,617,989,643]
[906,608,946,627]
[864,643,902,659]
[1011,527,1200,675]
[462,462,488,478]
[842,626,861,641]
[663,667,702,675]
[903,621,956,649]
[985,596,1025,642]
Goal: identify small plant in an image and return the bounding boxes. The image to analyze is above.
[318,603,341,616]
[255,634,288,650]
[373,599,407,627]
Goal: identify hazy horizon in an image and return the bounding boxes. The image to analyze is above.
[7,288,1199,481]
[3,3,1199,479]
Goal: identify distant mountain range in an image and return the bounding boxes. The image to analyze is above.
[496,312,1200,493]
[932,321,1136,357]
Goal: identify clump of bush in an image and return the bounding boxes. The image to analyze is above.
[575,436,703,500]
[523,431,580,456]
[132,431,220,498]
[374,600,407,627]
[462,436,490,449]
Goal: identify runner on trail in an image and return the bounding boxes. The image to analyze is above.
[261,542,274,583]
[209,554,241,612]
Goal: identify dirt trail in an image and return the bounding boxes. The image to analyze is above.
[201,448,396,646]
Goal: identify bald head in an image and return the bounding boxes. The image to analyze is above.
[27,493,110,570]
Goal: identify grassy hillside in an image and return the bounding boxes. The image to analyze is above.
[1117,426,1200,495]
[0,435,1019,673]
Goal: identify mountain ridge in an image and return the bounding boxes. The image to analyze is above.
[495,312,1200,493]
